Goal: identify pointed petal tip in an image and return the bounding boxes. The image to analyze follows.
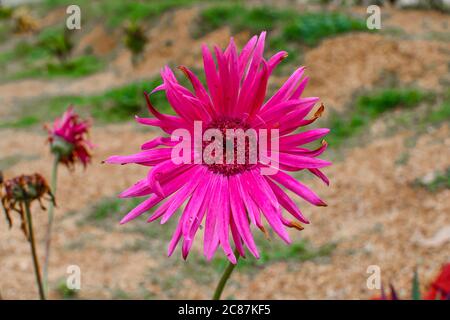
[119,216,130,225]
[227,254,237,265]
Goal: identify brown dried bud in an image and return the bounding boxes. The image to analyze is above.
[1,173,55,238]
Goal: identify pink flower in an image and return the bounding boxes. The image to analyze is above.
[107,32,331,263]
[46,106,93,168]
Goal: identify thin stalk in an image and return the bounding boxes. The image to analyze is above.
[212,248,240,300]
[43,155,59,293]
[24,201,46,300]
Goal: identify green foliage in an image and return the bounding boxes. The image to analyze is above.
[86,196,141,222]
[282,12,368,46]
[196,5,295,36]
[327,88,432,147]
[0,41,50,76]
[196,6,369,48]
[56,279,78,299]
[0,6,13,19]
[38,27,73,62]
[0,77,173,128]
[44,0,220,28]
[47,55,103,76]
[10,55,104,80]
[213,239,336,270]
[356,88,430,118]
[0,116,39,129]
[88,79,171,122]
[0,28,102,80]
[414,167,450,192]
[124,21,148,65]
[425,98,450,125]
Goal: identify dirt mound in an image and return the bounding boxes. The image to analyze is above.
[304,33,450,110]
[74,25,117,56]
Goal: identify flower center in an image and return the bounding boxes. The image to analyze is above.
[202,118,257,176]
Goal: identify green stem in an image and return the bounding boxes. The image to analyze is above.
[24,201,46,300]
[212,248,240,300]
[43,155,59,294]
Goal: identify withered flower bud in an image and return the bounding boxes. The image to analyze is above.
[1,173,55,238]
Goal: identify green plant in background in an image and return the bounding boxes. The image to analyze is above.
[213,239,336,271]
[196,5,369,48]
[0,74,189,128]
[414,167,450,192]
[123,21,148,66]
[56,279,78,299]
[282,12,368,46]
[425,91,450,125]
[38,27,74,63]
[327,88,433,147]
[196,5,294,36]
[0,5,14,19]
[43,0,225,28]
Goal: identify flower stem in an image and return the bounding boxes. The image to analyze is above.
[24,201,46,300]
[43,155,59,294]
[212,248,240,300]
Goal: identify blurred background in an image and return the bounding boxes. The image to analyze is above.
[0,0,449,299]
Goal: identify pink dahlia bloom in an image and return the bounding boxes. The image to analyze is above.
[107,32,331,263]
[46,106,93,168]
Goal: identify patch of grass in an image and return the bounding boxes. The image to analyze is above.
[110,287,131,300]
[56,279,78,299]
[37,26,73,62]
[89,79,171,122]
[425,98,450,126]
[2,67,207,128]
[0,41,50,75]
[327,88,433,147]
[0,27,102,81]
[196,6,370,48]
[0,116,40,129]
[213,238,336,271]
[0,77,173,128]
[9,55,104,80]
[196,5,295,36]
[83,195,176,241]
[0,6,13,20]
[282,12,368,47]
[414,167,450,192]
[356,88,430,117]
[44,0,223,28]
[85,196,142,224]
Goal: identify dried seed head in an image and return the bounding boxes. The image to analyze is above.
[1,173,55,238]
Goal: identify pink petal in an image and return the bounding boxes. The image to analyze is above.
[269,170,327,207]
